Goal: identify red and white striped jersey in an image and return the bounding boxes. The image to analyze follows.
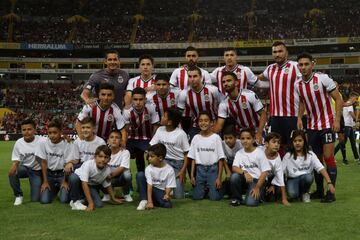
[78,101,125,140]
[218,89,264,129]
[210,64,258,95]
[263,61,301,117]
[147,89,180,118]
[126,75,156,92]
[170,65,212,90]
[177,84,221,127]
[296,73,336,130]
[123,103,160,140]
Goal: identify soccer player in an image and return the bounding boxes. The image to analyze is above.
[296,53,343,202]
[123,87,160,172]
[8,119,45,205]
[147,73,180,119]
[81,50,129,108]
[214,71,267,144]
[170,46,212,90]
[77,82,127,144]
[211,48,269,95]
[258,41,301,156]
[124,54,156,108]
[177,66,222,140]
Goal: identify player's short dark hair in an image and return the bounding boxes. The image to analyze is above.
[132,87,146,97]
[139,54,154,65]
[148,143,167,159]
[109,129,122,138]
[187,65,202,77]
[239,127,255,138]
[80,117,96,126]
[222,71,237,81]
[224,47,237,54]
[297,52,314,62]
[185,46,198,54]
[198,111,212,121]
[165,108,182,127]
[95,145,111,157]
[154,73,170,82]
[264,132,281,143]
[21,118,36,128]
[48,118,63,130]
[104,50,119,59]
[99,82,115,92]
[272,41,287,50]
[223,124,237,137]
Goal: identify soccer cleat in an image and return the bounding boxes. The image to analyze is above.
[13,196,23,206]
[302,193,311,203]
[342,159,349,165]
[230,199,241,207]
[123,194,133,202]
[101,194,110,202]
[136,200,148,211]
[320,192,336,203]
[72,200,87,210]
[310,190,324,200]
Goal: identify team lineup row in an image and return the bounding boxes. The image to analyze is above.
[9,42,343,209]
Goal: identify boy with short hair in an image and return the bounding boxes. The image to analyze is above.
[136,143,176,210]
[189,111,225,201]
[36,119,74,204]
[147,73,180,119]
[64,117,106,174]
[263,132,289,206]
[123,87,160,173]
[102,130,133,202]
[69,145,124,211]
[150,108,190,199]
[77,82,127,145]
[8,118,45,205]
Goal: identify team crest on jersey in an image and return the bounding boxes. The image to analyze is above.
[117,76,124,84]
[107,114,114,122]
[144,114,150,121]
[204,94,210,102]
[313,84,319,91]
[235,71,241,79]
[170,99,176,106]
[284,68,289,74]
[241,95,247,109]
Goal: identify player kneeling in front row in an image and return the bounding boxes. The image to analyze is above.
[136,143,176,210]
[69,145,124,211]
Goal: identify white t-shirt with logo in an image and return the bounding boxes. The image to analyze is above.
[188,133,226,165]
[232,147,271,179]
[265,154,285,187]
[145,163,176,191]
[282,151,324,178]
[12,135,46,171]
[108,149,131,172]
[150,126,190,161]
[73,136,106,163]
[75,159,111,188]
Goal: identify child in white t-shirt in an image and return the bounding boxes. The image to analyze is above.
[64,117,105,174]
[136,143,176,210]
[282,130,335,203]
[263,132,289,206]
[188,111,225,201]
[102,130,133,203]
[69,145,124,211]
[36,119,74,204]
[150,108,190,199]
[230,128,271,207]
[8,119,45,205]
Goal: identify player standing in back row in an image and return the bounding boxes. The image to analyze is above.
[258,42,301,156]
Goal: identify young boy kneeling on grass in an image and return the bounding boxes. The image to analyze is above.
[69,145,124,211]
[136,143,176,210]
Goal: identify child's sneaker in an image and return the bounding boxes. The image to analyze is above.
[230,199,241,207]
[14,196,23,206]
[124,194,133,202]
[72,200,87,210]
[320,191,336,203]
[136,200,148,210]
[302,193,311,203]
[101,194,110,202]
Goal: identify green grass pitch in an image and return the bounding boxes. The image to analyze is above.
[1,141,360,240]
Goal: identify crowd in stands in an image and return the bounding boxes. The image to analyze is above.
[1,0,359,43]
